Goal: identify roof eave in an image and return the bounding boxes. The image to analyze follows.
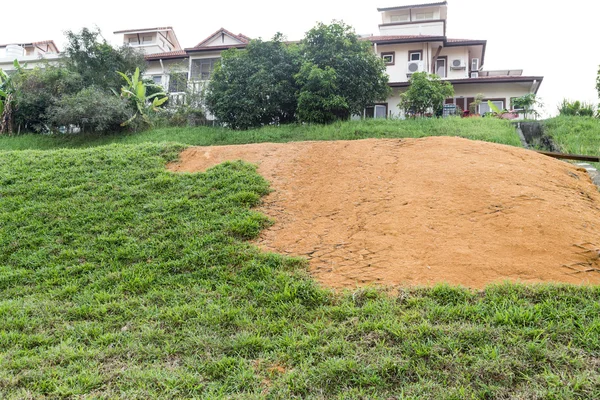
[377,1,448,12]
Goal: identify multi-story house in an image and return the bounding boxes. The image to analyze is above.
[369,1,542,117]
[0,40,61,71]
[132,2,542,119]
[1,2,542,119]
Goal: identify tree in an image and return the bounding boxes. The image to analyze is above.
[399,72,454,116]
[298,21,390,122]
[206,35,301,130]
[0,61,26,134]
[12,65,83,132]
[295,64,348,123]
[63,27,145,92]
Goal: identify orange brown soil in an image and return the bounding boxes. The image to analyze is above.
[168,137,600,289]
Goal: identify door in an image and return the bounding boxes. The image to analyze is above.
[435,58,446,78]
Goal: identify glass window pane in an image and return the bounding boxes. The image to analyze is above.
[375,105,387,119]
[436,59,446,77]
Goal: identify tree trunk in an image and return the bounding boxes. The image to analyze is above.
[0,94,14,135]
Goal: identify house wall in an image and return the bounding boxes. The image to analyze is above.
[379,21,445,36]
[204,35,241,47]
[378,42,473,82]
[385,81,535,118]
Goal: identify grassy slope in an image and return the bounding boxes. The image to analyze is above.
[544,116,600,156]
[0,118,521,151]
[0,144,599,399]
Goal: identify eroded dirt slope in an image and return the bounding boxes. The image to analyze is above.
[168,137,600,289]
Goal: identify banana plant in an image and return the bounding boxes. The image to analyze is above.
[117,67,168,126]
[0,61,23,134]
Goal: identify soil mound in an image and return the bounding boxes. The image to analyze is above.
[168,137,600,289]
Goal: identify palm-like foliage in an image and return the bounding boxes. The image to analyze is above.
[0,60,24,134]
[117,67,168,126]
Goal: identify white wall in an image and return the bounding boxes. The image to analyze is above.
[384,81,535,118]
[378,43,482,83]
[379,21,444,36]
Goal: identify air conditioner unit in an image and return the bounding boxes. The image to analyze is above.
[407,60,425,74]
[450,59,466,69]
[471,58,480,72]
[471,72,479,78]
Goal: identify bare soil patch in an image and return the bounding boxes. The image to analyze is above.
[168,137,600,289]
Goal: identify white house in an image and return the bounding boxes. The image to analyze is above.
[130,2,542,119]
[2,2,542,120]
[0,40,61,71]
[370,1,542,117]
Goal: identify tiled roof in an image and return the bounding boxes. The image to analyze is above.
[366,34,444,43]
[365,35,485,45]
[114,27,174,34]
[185,44,248,52]
[377,2,447,12]
[144,50,187,60]
[446,38,484,43]
[389,75,543,88]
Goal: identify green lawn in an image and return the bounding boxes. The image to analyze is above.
[0,118,521,151]
[0,144,599,398]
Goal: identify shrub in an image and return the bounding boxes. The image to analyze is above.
[558,99,596,117]
[47,87,131,133]
[399,72,454,117]
[13,66,83,133]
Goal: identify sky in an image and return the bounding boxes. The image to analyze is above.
[2,0,599,116]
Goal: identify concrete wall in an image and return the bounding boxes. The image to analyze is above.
[379,21,444,36]
[378,42,475,82]
[384,81,534,118]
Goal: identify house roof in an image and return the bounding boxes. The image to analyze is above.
[114,26,182,50]
[377,2,448,12]
[366,35,446,44]
[389,75,544,93]
[144,50,188,60]
[114,26,174,34]
[0,40,60,52]
[190,28,250,49]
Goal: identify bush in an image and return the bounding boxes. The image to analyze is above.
[47,87,131,133]
[13,66,83,132]
[400,72,454,116]
[558,99,596,117]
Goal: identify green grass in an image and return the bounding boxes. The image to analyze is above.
[1,144,599,398]
[544,116,600,157]
[0,118,521,151]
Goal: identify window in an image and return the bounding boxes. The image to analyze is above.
[152,75,163,86]
[414,11,434,20]
[142,36,153,43]
[365,104,388,119]
[479,100,504,115]
[390,13,409,23]
[128,37,139,44]
[409,51,422,61]
[435,57,446,78]
[191,58,219,81]
[168,72,188,93]
[381,52,395,65]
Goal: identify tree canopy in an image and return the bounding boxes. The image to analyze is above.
[206,35,301,130]
[206,22,391,128]
[399,72,454,116]
[63,28,146,92]
[299,22,391,121]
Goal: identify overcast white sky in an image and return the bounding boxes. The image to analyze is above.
[3,0,599,116]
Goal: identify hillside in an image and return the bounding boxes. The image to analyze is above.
[0,142,599,398]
